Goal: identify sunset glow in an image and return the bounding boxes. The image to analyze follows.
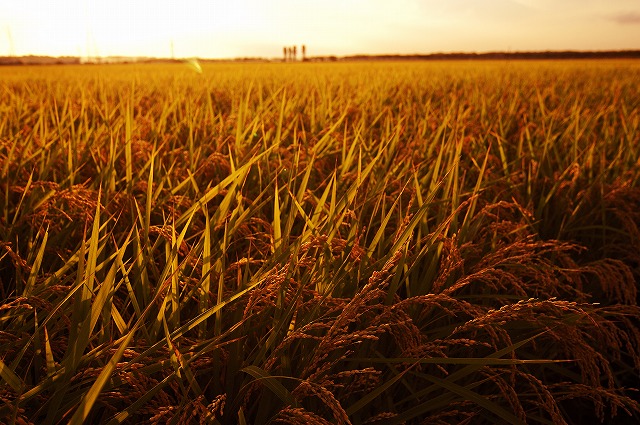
[2,0,640,59]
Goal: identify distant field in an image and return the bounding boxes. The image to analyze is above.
[1,60,639,424]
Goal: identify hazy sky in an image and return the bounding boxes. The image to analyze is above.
[2,0,640,58]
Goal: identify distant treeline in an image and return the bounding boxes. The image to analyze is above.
[2,50,640,65]
[0,56,81,65]
[343,50,640,61]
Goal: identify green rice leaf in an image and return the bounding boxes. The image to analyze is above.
[241,366,297,407]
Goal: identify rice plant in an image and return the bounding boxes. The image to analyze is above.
[0,60,639,424]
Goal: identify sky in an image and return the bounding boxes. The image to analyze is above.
[1,0,640,59]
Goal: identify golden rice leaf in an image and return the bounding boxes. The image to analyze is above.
[68,329,137,425]
[0,358,24,393]
[273,181,282,251]
[24,226,48,296]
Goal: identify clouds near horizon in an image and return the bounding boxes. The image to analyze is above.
[609,11,640,24]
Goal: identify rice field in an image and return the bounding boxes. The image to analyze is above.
[0,59,639,424]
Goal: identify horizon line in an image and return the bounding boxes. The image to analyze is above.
[2,49,640,65]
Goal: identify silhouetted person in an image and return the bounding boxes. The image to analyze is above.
[302,45,306,61]
[293,45,297,61]
[283,46,287,62]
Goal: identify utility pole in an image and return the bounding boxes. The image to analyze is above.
[6,26,15,56]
